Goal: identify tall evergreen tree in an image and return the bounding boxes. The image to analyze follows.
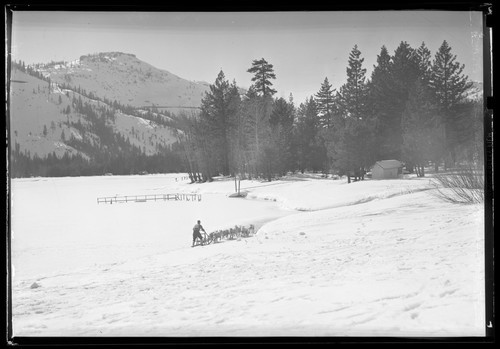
[429,40,473,167]
[314,77,336,128]
[240,91,272,179]
[226,80,245,176]
[430,40,473,111]
[339,45,368,120]
[366,45,394,160]
[401,79,442,177]
[245,59,277,178]
[370,46,392,90]
[199,70,233,176]
[295,97,327,173]
[327,116,372,183]
[327,45,375,181]
[415,42,433,85]
[380,41,420,160]
[269,97,295,176]
[247,58,277,97]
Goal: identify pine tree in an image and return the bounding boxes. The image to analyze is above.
[200,70,232,176]
[430,40,473,111]
[401,79,442,177]
[328,45,374,181]
[366,45,393,161]
[327,116,372,183]
[415,42,433,85]
[369,46,392,93]
[295,97,326,173]
[247,58,277,97]
[429,40,473,167]
[241,78,274,179]
[269,97,295,176]
[338,45,368,120]
[314,77,336,128]
[244,85,259,100]
[226,80,244,176]
[376,41,420,160]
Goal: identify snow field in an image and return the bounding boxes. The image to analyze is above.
[10,174,485,336]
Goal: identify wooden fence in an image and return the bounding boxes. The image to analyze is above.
[97,193,202,204]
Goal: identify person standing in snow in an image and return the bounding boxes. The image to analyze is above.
[192,220,206,246]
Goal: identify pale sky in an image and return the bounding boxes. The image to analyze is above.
[10,11,483,104]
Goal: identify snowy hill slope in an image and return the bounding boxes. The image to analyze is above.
[9,67,82,159]
[9,67,178,160]
[36,52,210,110]
[11,174,485,337]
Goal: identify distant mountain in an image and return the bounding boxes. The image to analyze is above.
[9,62,183,173]
[36,52,210,112]
[8,52,252,172]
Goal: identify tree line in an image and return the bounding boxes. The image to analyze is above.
[10,147,185,178]
[176,40,482,183]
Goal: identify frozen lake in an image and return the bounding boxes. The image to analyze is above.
[11,174,294,280]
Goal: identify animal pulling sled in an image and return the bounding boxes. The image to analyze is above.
[192,224,256,247]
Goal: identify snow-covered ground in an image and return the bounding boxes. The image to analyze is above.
[10,173,485,337]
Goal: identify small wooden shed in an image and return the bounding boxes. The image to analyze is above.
[371,160,402,180]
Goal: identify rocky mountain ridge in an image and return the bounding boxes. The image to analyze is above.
[35,51,210,111]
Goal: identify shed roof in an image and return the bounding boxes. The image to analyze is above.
[374,160,402,169]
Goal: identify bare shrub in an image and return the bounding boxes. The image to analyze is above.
[430,165,484,204]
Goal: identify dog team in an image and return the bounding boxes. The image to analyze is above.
[209,224,256,243]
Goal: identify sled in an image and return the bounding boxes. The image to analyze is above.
[192,231,213,247]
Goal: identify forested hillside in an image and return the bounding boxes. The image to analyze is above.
[9,63,184,177]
